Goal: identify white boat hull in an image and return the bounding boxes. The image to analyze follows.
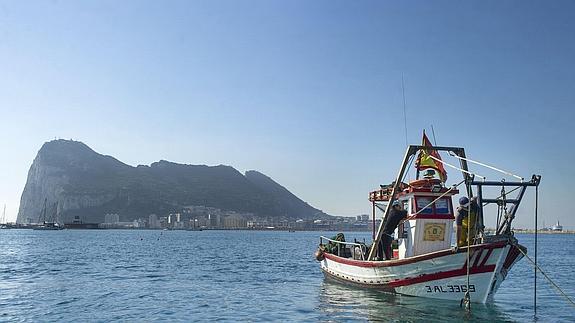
[320,240,524,303]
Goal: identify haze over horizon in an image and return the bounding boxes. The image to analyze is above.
[1,1,574,229]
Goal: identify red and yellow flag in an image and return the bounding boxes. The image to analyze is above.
[415,131,447,181]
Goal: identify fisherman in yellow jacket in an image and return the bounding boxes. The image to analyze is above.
[456,196,478,247]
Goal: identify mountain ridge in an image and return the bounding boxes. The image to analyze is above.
[16,140,328,223]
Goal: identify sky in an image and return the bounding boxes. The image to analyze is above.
[0,1,574,229]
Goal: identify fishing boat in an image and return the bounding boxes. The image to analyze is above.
[315,134,540,304]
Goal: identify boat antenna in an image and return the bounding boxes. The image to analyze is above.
[430,124,438,146]
[401,73,408,147]
[534,185,538,317]
[461,181,473,312]
[55,201,60,224]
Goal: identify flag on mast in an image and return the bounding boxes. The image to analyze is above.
[415,131,447,181]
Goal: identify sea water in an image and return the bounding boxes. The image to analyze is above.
[0,230,573,322]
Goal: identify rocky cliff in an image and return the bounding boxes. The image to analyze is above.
[17,140,327,223]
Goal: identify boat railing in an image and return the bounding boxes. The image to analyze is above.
[320,236,367,261]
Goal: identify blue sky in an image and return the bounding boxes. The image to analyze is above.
[0,1,573,229]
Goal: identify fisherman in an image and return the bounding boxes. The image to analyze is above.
[456,196,479,247]
[379,200,408,260]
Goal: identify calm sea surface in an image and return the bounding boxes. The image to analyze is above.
[0,230,573,322]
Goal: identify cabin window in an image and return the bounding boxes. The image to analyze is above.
[416,197,433,214]
[402,200,410,213]
[435,198,450,214]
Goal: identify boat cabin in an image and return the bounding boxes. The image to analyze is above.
[370,172,458,259]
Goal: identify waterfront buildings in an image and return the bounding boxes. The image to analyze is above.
[68,205,376,230]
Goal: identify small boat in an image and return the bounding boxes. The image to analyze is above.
[34,221,65,230]
[551,220,563,232]
[0,204,8,229]
[315,134,540,304]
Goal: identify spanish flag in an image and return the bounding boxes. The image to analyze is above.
[415,131,447,181]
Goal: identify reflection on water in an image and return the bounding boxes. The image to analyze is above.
[315,233,575,322]
[318,278,515,322]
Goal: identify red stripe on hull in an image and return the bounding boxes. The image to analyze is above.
[503,245,523,270]
[472,249,483,268]
[387,265,496,288]
[321,268,392,291]
[323,241,508,268]
[479,248,494,267]
[322,263,496,289]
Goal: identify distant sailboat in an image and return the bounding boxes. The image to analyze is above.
[34,199,64,230]
[0,204,7,229]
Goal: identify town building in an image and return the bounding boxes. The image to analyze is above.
[148,214,160,229]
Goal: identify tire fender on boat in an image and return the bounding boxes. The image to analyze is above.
[315,246,325,261]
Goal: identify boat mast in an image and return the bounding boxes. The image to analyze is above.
[40,198,47,223]
[401,73,408,148]
[55,201,60,224]
[1,204,5,224]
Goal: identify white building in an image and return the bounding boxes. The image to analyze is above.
[104,213,120,224]
[149,214,160,229]
[209,213,221,227]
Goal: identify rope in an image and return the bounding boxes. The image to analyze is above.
[429,155,486,180]
[496,202,501,233]
[534,185,538,315]
[447,152,523,181]
[513,243,575,308]
[462,181,472,311]
[499,187,509,234]
[483,186,521,207]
